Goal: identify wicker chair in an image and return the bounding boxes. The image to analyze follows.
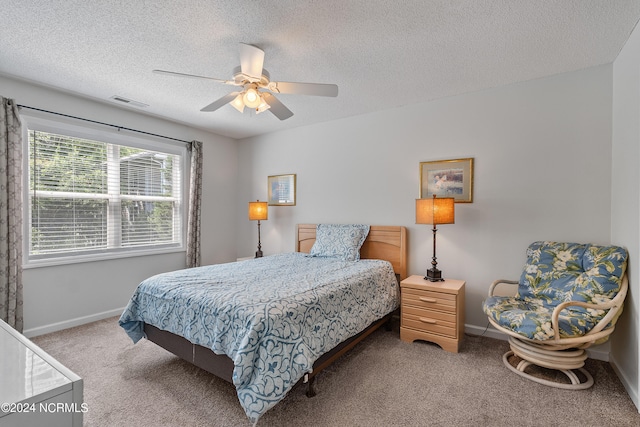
[482,241,628,390]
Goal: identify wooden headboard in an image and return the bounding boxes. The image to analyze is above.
[296,224,408,280]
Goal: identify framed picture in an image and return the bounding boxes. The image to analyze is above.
[268,174,296,206]
[419,158,474,203]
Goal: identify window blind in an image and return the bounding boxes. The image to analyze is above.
[28,128,183,260]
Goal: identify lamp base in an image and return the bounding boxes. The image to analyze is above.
[255,250,263,258]
[425,268,444,282]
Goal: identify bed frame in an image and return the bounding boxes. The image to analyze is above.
[143,224,407,397]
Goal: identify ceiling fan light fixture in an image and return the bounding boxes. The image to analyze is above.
[231,93,245,112]
[243,86,261,108]
[256,96,271,114]
[161,43,337,120]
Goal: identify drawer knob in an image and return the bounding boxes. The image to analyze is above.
[419,297,437,303]
[419,317,437,324]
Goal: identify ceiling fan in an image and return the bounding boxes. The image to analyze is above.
[153,43,338,120]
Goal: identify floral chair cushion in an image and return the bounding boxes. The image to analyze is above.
[483,241,628,340]
[483,296,602,340]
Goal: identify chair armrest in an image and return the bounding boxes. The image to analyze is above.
[488,279,519,297]
[550,274,629,341]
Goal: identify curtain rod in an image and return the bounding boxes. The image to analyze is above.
[17,104,191,145]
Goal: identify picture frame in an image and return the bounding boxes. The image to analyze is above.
[268,174,296,206]
[419,158,474,203]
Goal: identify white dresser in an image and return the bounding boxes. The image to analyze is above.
[0,319,83,427]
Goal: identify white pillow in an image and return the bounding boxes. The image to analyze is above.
[309,224,370,261]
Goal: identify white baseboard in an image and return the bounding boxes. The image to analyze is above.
[23,307,125,338]
[464,323,610,362]
[610,353,640,412]
[465,323,508,341]
[586,346,610,362]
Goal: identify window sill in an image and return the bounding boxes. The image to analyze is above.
[23,246,186,269]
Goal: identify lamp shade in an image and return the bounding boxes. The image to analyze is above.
[416,196,455,225]
[231,93,245,113]
[248,201,268,221]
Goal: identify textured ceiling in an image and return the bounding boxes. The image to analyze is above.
[1,0,639,139]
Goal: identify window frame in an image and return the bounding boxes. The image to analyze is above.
[22,114,189,268]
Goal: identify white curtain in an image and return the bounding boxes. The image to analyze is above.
[186,140,203,268]
[0,97,23,331]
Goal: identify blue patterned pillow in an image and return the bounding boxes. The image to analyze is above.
[309,224,370,261]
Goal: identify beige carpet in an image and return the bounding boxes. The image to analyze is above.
[31,317,640,427]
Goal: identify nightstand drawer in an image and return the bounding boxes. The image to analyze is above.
[402,305,457,338]
[400,276,465,352]
[402,288,456,313]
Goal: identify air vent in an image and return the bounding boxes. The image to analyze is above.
[109,95,149,108]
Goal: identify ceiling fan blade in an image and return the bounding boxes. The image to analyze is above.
[262,93,294,120]
[239,43,265,79]
[269,81,338,97]
[200,92,242,112]
[153,69,235,85]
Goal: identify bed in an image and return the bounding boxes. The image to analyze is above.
[119,224,407,423]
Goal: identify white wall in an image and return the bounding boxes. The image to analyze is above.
[237,65,614,333]
[612,20,640,409]
[2,47,635,405]
[0,75,239,335]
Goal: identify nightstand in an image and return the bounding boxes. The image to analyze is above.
[400,275,465,353]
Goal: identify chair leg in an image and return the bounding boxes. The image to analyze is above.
[502,337,594,390]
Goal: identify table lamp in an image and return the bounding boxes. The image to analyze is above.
[248,200,268,258]
[416,195,455,281]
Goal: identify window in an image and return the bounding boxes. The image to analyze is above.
[23,116,186,265]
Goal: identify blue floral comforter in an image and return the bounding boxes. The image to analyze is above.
[119,253,399,423]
